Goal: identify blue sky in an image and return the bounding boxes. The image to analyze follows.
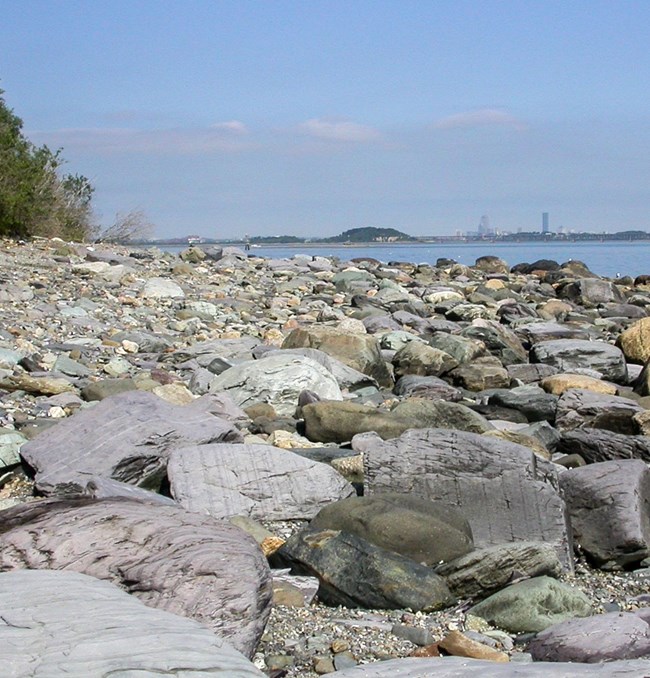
[2,0,650,239]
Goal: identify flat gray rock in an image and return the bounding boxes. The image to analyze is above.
[530,339,628,383]
[333,656,650,677]
[0,569,264,677]
[560,459,650,567]
[529,611,650,663]
[353,428,572,569]
[20,390,242,495]
[0,497,272,658]
[555,388,643,433]
[168,443,355,520]
[556,428,650,464]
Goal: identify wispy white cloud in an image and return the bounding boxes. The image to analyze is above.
[28,124,255,155]
[434,108,526,131]
[210,120,249,135]
[298,118,381,143]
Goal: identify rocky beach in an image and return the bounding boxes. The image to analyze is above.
[4,238,650,676]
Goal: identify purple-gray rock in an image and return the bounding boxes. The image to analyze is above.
[0,496,272,658]
[560,459,650,567]
[19,390,243,495]
[0,569,265,677]
[168,443,355,520]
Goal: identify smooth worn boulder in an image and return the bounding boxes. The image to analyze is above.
[618,317,650,364]
[168,443,355,521]
[556,428,650,464]
[390,398,494,434]
[392,341,459,379]
[540,372,618,396]
[427,333,486,364]
[469,576,593,633]
[141,276,185,298]
[554,388,644,433]
[0,569,265,677]
[461,318,528,365]
[332,656,650,677]
[487,385,558,423]
[282,325,393,387]
[20,390,242,496]
[560,459,650,567]
[530,339,628,383]
[436,541,562,600]
[557,278,626,308]
[353,428,572,568]
[309,494,473,567]
[0,497,272,658]
[529,611,650,663]
[279,526,454,612]
[448,361,511,391]
[209,353,342,416]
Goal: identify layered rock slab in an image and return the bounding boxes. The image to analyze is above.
[0,569,264,677]
[353,428,572,568]
[168,443,355,520]
[0,496,272,658]
[20,390,242,495]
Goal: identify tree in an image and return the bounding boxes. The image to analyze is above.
[97,209,154,243]
[0,88,95,240]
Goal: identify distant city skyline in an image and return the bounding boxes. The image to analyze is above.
[2,1,650,239]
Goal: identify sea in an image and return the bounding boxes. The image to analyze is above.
[162,241,649,280]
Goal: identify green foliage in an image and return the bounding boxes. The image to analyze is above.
[0,88,95,240]
[325,227,415,243]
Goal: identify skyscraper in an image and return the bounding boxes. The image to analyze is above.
[542,212,549,233]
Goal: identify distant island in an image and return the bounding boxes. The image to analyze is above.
[140,228,650,247]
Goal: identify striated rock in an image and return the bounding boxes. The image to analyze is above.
[448,361,511,391]
[436,541,562,600]
[309,493,474,566]
[20,390,242,495]
[530,339,628,383]
[209,353,342,416]
[469,576,593,633]
[461,319,528,365]
[168,443,355,521]
[0,497,272,657]
[393,374,463,401]
[560,459,650,567]
[354,428,572,568]
[554,388,644,433]
[487,385,558,423]
[280,526,455,612]
[0,569,265,677]
[556,428,650,464]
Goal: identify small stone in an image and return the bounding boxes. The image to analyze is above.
[410,644,440,657]
[313,656,336,674]
[121,339,139,353]
[391,623,434,646]
[331,639,350,653]
[438,629,509,662]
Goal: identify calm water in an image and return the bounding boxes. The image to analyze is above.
[164,241,649,279]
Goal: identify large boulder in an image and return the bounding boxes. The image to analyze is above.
[557,278,626,308]
[487,385,558,423]
[282,325,393,387]
[309,494,474,567]
[209,353,342,416]
[469,576,593,633]
[560,459,650,567]
[353,428,572,568]
[0,569,264,677]
[530,339,628,383]
[529,611,650,663]
[618,317,650,363]
[556,428,650,464]
[392,341,459,379]
[390,398,494,434]
[554,388,644,433]
[0,497,272,658]
[393,374,463,401]
[279,526,454,612]
[333,657,650,677]
[435,541,562,600]
[461,319,528,365]
[19,391,243,496]
[168,443,355,520]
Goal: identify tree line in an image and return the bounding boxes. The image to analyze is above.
[0,88,152,242]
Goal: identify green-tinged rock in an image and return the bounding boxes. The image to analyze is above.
[469,575,594,633]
